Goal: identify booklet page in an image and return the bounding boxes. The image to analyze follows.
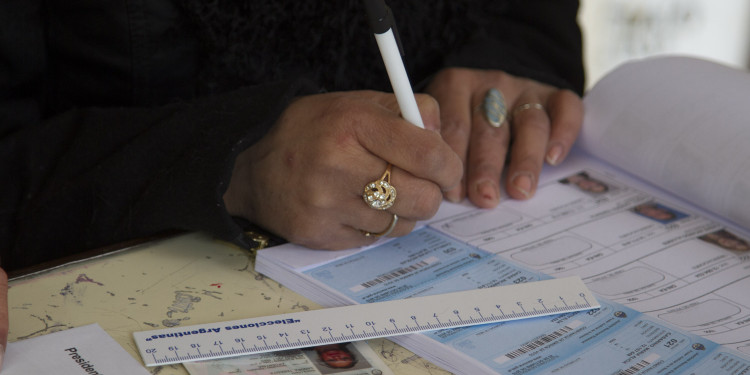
[290,156,750,374]
[256,56,750,374]
[580,55,750,230]
[258,154,750,374]
[430,155,750,353]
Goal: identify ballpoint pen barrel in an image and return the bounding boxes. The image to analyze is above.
[373,29,425,128]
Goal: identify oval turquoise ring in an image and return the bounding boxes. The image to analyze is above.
[482,88,507,128]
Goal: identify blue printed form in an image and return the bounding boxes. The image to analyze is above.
[259,60,750,374]
[304,228,748,374]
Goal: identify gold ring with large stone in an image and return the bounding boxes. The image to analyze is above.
[361,214,399,237]
[363,163,397,210]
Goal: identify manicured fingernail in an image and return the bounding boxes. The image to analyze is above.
[511,172,534,199]
[477,180,499,202]
[546,144,564,165]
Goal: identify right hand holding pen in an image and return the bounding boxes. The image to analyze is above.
[223,91,463,249]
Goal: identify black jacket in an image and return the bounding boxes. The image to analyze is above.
[0,0,583,271]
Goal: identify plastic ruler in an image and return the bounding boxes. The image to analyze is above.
[134,276,599,366]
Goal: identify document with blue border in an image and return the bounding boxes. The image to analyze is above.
[258,56,750,374]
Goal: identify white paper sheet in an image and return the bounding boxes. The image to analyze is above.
[580,55,750,229]
[256,56,750,374]
[4,324,149,375]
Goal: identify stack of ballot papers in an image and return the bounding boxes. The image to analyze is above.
[257,56,750,375]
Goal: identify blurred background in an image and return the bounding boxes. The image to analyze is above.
[579,0,750,89]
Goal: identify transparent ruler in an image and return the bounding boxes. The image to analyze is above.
[134,276,599,366]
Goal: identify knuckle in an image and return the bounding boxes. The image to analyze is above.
[391,220,416,237]
[419,147,454,181]
[435,67,470,85]
[527,118,550,133]
[509,153,542,172]
[554,126,579,145]
[415,93,439,112]
[472,160,497,174]
[408,184,443,218]
[417,146,463,188]
[516,117,549,137]
[441,114,470,137]
[290,227,325,249]
[416,94,441,129]
[300,187,338,213]
[418,144,445,167]
[317,95,368,129]
[468,163,501,182]
[289,218,336,250]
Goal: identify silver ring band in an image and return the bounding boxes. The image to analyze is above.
[361,214,399,237]
[513,103,545,117]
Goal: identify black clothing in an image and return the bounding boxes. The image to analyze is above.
[0,0,583,271]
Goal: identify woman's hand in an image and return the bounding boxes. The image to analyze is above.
[426,68,583,207]
[223,91,463,249]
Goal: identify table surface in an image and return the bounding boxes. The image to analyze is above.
[8,232,451,375]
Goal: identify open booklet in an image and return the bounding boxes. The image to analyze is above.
[256,56,750,374]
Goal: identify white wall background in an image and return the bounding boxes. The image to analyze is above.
[579,0,750,89]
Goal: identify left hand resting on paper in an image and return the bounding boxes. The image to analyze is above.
[426,68,583,208]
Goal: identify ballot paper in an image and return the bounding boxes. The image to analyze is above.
[184,341,394,375]
[4,323,149,375]
[257,56,750,375]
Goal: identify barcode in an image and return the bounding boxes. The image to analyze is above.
[349,257,437,292]
[496,321,582,363]
[615,354,659,375]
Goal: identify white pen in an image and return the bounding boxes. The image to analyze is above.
[364,0,425,128]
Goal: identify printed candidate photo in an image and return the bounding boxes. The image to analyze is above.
[630,202,688,224]
[699,229,750,252]
[558,171,613,195]
[301,342,373,374]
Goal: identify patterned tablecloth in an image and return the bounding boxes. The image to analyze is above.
[8,232,450,375]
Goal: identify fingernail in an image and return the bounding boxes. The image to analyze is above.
[546,144,564,165]
[511,172,534,199]
[445,192,462,203]
[477,180,498,202]
[444,180,465,203]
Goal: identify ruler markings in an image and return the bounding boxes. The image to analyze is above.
[135,276,599,366]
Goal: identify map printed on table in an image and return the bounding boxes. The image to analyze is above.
[8,233,448,375]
